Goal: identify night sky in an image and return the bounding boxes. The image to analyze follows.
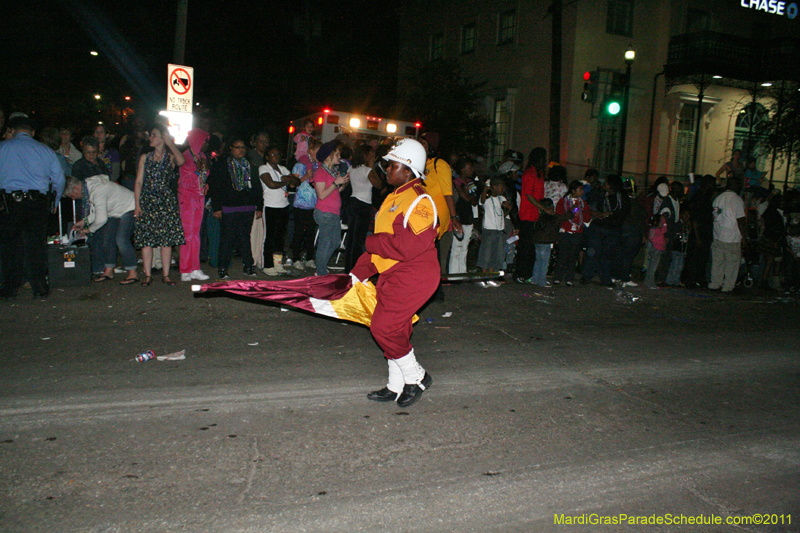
[2,0,401,137]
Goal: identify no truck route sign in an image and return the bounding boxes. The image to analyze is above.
[167,64,194,113]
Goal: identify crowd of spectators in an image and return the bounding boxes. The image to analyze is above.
[2,108,799,296]
[435,146,800,295]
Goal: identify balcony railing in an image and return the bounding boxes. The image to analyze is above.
[666,31,800,84]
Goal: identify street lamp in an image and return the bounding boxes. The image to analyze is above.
[624,47,635,64]
[617,45,635,176]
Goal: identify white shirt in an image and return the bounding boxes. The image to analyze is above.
[349,165,372,205]
[84,175,135,233]
[712,190,745,243]
[258,164,290,208]
[481,195,506,231]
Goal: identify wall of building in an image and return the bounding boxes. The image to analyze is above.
[398,0,798,187]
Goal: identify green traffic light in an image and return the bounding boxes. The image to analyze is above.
[607,101,621,115]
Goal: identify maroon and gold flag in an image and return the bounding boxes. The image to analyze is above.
[193,274,416,327]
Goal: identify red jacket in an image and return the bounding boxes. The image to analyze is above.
[556,195,592,234]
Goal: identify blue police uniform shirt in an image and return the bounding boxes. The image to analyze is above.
[0,132,65,202]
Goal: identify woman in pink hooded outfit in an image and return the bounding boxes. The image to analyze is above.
[179,129,211,281]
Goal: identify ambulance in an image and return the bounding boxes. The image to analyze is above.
[286,108,421,159]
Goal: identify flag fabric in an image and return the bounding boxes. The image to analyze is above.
[193,274,417,327]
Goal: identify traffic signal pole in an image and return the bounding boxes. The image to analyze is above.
[617,62,632,176]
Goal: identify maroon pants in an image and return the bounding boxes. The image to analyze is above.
[370,257,439,359]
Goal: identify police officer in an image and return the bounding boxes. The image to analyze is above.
[0,116,65,298]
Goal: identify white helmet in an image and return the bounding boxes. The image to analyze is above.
[383,138,427,179]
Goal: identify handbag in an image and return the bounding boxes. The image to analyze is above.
[294,179,317,210]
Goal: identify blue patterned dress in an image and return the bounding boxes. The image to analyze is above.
[134,152,185,248]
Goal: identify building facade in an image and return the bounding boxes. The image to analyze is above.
[398,0,800,188]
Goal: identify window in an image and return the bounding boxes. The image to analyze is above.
[461,23,476,54]
[594,101,621,174]
[430,33,444,61]
[491,99,509,164]
[734,103,770,163]
[606,0,634,37]
[673,104,698,178]
[498,10,516,45]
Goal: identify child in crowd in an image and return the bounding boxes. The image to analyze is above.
[293,118,315,168]
[529,197,562,287]
[645,204,669,288]
[477,176,511,273]
[553,180,592,286]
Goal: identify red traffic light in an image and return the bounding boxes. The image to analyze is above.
[581,71,597,103]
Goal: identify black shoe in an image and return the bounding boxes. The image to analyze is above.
[218,269,230,280]
[396,372,433,408]
[367,387,399,402]
[33,291,49,300]
[244,266,256,277]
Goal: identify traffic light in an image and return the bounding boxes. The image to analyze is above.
[603,72,626,117]
[604,98,622,116]
[581,71,597,103]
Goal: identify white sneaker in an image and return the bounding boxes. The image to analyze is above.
[305,259,316,269]
[622,281,638,287]
[477,281,488,288]
[181,273,192,282]
[486,280,501,287]
[190,270,210,280]
[274,264,288,274]
[293,260,305,270]
[263,267,279,276]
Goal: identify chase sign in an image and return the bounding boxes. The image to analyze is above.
[740,0,799,18]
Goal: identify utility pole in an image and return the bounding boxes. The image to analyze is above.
[617,47,635,176]
[549,0,563,163]
[691,74,706,175]
[174,0,188,64]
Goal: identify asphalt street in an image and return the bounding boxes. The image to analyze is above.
[1,266,798,532]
